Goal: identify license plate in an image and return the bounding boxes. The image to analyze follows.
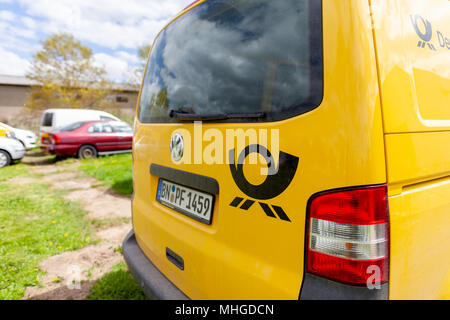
[156,179,214,225]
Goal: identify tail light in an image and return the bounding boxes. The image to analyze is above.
[306,185,389,286]
[50,134,60,144]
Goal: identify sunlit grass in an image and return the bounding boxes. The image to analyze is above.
[0,182,93,300]
[86,262,146,300]
[0,163,31,182]
[78,154,133,196]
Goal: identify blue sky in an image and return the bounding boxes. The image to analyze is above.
[0,0,193,82]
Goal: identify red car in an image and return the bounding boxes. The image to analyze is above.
[41,120,133,158]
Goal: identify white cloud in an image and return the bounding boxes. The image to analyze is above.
[0,10,15,21]
[93,52,130,82]
[116,51,140,65]
[0,46,30,76]
[16,0,193,50]
[0,0,194,80]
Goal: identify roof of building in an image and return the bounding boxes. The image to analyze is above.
[0,74,139,92]
[0,74,38,86]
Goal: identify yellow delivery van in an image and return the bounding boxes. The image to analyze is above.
[123,0,450,300]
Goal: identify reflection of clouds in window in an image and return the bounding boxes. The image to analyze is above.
[139,0,317,122]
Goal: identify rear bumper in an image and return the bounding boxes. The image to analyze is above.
[122,230,189,300]
[40,144,77,157]
[300,273,388,300]
[123,228,388,300]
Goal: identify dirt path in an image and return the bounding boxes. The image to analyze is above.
[15,158,132,300]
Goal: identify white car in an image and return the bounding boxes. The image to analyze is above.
[0,122,38,150]
[40,109,121,133]
[0,136,26,168]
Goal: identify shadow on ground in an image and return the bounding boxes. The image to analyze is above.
[111,179,133,196]
[22,150,70,166]
[26,281,97,300]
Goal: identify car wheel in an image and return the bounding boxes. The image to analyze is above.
[0,150,11,168]
[78,145,98,159]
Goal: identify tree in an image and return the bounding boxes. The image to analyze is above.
[138,45,152,63]
[26,33,113,111]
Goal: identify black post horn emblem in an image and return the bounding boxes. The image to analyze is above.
[228,144,299,222]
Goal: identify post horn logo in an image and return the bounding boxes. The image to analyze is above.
[228,144,299,222]
[410,14,436,51]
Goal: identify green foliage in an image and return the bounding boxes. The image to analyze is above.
[138,45,152,61]
[78,154,133,196]
[0,182,92,300]
[86,262,147,300]
[26,33,113,111]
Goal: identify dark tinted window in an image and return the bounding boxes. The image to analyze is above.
[42,113,54,126]
[138,0,323,123]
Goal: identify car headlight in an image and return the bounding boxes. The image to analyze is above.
[6,132,16,139]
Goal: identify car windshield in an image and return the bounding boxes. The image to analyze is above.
[138,0,323,123]
[59,122,85,132]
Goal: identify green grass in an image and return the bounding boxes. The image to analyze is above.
[86,262,147,300]
[0,182,93,300]
[0,153,141,300]
[0,163,31,182]
[78,154,133,196]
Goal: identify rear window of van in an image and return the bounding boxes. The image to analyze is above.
[138,0,323,123]
[42,113,54,127]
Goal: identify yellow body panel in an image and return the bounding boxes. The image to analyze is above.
[371,0,450,299]
[370,0,450,133]
[132,0,386,299]
[131,0,449,299]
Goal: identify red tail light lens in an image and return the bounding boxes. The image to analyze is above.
[306,185,389,286]
[51,134,60,144]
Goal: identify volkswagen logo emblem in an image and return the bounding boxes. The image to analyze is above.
[170,133,184,162]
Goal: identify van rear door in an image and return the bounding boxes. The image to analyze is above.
[40,111,54,133]
[132,0,387,299]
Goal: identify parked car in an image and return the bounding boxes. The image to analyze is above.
[40,109,121,133]
[0,122,37,150]
[0,123,16,139]
[0,136,26,168]
[40,120,133,159]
